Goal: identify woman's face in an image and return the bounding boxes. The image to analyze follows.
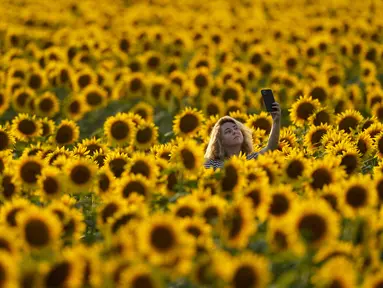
[220,122,243,147]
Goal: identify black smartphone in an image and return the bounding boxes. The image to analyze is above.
[261,89,276,112]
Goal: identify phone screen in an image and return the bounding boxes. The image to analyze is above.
[261,89,275,112]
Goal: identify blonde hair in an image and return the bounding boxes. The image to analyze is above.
[204,116,253,161]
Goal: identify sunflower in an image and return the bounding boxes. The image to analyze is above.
[151,143,172,161]
[0,252,17,287]
[289,95,321,127]
[170,139,204,176]
[63,96,88,121]
[267,218,304,256]
[39,117,56,138]
[107,204,147,234]
[0,89,10,115]
[361,60,377,83]
[137,213,195,266]
[80,137,108,156]
[173,107,204,139]
[104,112,136,146]
[64,158,97,193]
[245,112,273,135]
[73,68,98,91]
[141,50,163,72]
[34,91,60,118]
[215,156,247,198]
[130,101,154,123]
[103,151,130,178]
[366,89,383,111]
[145,75,169,104]
[320,127,354,149]
[125,72,147,99]
[337,174,377,218]
[15,154,44,189]
[268,184,297,220]
[61,207,86,243]
[27,69,47,91]
[115,173,153,201]
[311,257,357,288]
[17,206,62,250]
[304,156,346,194]
[96,195,127,228]
[282,150,309,183]
[133,121,159,151]
[169,195,201,219]
[290,199,340,248]
[365,122,383,141]
[228,252,270,288]
[308,106,334,126]
[37,167,65,201]
[201,96,225,118]
[0,166,20,201]
[220,81,245,105]
[335,109,364,134]
[277,126,298,150]
[11,113,42,142]
[123,152,159,181]
[180,216,211,242]
[0,126,15,151]
[362,270,383,288]
[52,119,80,146]
[93,167,115,196]
[81,84,108,110]
[119,263,164,288]
[189,53,215,70]
[346,84,363,109]
[302,124,332,151]
[190,66,212,91]
[41,250,84,288]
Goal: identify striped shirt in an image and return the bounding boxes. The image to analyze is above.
[204,151,260,170]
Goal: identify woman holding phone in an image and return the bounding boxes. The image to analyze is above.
[204,98,281,170]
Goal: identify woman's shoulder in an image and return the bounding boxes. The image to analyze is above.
[246,151,259,160]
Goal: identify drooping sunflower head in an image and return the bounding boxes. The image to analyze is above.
[173,107,205,139]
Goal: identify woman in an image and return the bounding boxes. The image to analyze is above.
[204,102,281,170]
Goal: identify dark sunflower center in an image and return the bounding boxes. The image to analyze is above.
[0,238,11,252]
[233,265,257,288]
[0,131,9,150]
[6,208,22,227]
[340,154,358,175]
[179,114,198,134]
[329,279,344,288]
[70,165,91,185]
[221,165,239,192]
[207,103,220,116]
[246,189,261,208]
[55,125,74,145]
[346,185,367,208]
[18,119,37,135]
[269,194,289,216]
[150,225,175,252]
[21,161,42,184]
[181,149,196,170]
[28,74,42,90]
[130,78,142,92]
[286,160,304,179]
[123,181,146,198]
[16,92,29,107]
[101,203,118,223]
[274,230,288,249]
[298,213,327,244]
[297,101,315,120]
[322,194,338,211]
[39,98,54,112]
[229,208,243,239]
[45,262,70,287]
[148,56,160,69]
[69,100,80,114]
[136,127,152,144]
[109,158,127,177]
[98,174,110,192]
[78,74,91,89]
[311,168,332,190]
[130,160,150,178]
[86,92,102,106]
[132,274,154,288]
[310,129,327,147]
[41,122,51,137]
[203,206,219,223]
[313,111,330,126]
[1,175,15,199]
[111,121,129,140]
[339,116,359,133]
[187,226,201,238]
[25,219,50,247]
[223,87,239,102]
[253,118,272,134]
[175,206,194,218]
[43,177,59,195]
[112,213,135,233]
[194,74,208,88]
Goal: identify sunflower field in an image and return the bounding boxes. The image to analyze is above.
[1,0,383,287]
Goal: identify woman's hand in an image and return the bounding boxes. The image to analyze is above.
[270,102,281,123]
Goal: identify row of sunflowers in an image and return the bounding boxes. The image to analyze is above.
[0,0,383,287]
